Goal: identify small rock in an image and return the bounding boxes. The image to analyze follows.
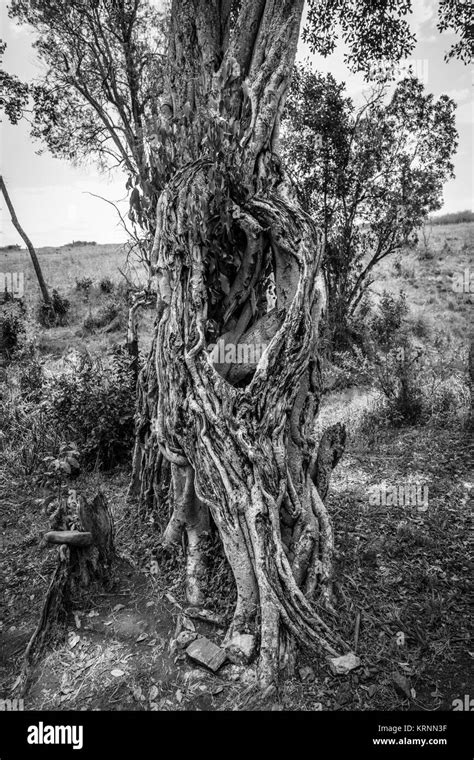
[176,631,198,648]
[181,616,196,632]
[298,665,315,682]
[329,652,361,675]
[392,671,411,699]
[186,637,227,672]
[226,633,255,664]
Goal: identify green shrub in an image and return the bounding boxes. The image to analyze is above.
[37,290,70,327]
[352,334,470,429]
[46,349,136,469]
[75,277,93,294]
[0,298,25,357]
[99,277,114,294]
[12,342,45,402]
[378,342,425,425]
[0,385,59,479]
[0,344,136,489]
[368,291,408,352]
[83,300,125,333]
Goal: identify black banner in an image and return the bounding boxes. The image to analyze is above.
[0,710,472,758]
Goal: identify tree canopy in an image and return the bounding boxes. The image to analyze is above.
[0,39,28,124]
[281,67,458,349]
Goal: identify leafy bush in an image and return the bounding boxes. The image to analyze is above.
[38,442,81,496]
[12,342,45,402]
[328,291,409,388]
[99,277,114,293]
[368,291,408,351]
[75,276,93,294]
[0,382,59,479]
[0,344,136,490]
[46,349,136,469]
[0,298,25,357]
[37,289,70,327]
[333,293,469,427]
[375,341,425,425]
[83,299,125,332]
[349,332,469,428]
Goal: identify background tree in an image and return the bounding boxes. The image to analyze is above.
[8,0,169,270]
[0,39,28,124]
[437,0,473,63]
[0,50,54,314]
[281,68,458,352]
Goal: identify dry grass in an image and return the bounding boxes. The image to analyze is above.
[0,243,128,296]
[0,242,153,358]
[371,222,473,340]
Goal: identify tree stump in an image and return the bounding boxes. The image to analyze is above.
[18,491,115,694]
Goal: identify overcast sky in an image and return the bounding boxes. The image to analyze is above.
[1,0,472,247]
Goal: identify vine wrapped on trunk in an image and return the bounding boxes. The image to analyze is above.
[132,0,349,687]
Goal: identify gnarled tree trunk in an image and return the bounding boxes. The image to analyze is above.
[132,0,348,688]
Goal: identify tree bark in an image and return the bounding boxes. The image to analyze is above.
[132,0,348,687]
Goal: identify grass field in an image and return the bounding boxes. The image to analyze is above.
[373,222,473,340]
[1,242,128,294]
[2,222,472,358]
[0,241,153,358]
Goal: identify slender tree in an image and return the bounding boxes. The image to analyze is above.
[0,175,51,306]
